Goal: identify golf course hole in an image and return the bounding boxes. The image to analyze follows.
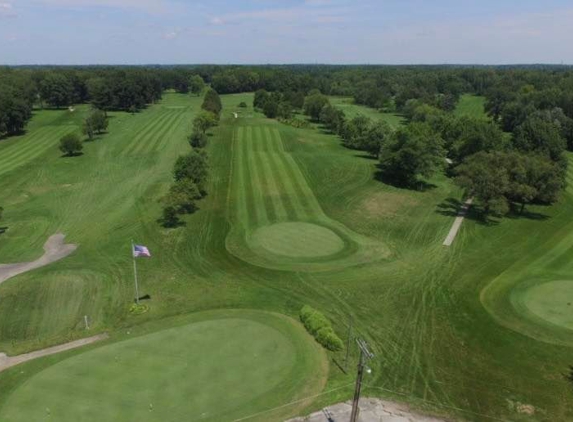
[0,310,326,422]
[518,280,573,330]
[252,222,345,258]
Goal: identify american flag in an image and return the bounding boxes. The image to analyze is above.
[132,244,151,258]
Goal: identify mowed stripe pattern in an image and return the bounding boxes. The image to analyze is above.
[0,125,75,177]
[233,126,324,230]
[121,108,188,156]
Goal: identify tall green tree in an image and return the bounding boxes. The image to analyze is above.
[513,115,566,163]
[303,92,330,121]
[201,88,222,117]
[379,123,445,186]
[193,111,218,134]
[455,152,510,216]
[40,73,73,108]
[59,133,83,157]
[173,150,209,194]
[189,75,205,96]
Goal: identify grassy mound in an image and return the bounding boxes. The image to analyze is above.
[0,310,326,422]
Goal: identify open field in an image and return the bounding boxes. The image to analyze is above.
[1,92,573,421]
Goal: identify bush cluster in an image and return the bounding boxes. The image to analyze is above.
[299,305,344,351]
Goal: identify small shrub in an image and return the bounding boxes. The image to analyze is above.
[299,305,344,351]
[316,327,344,351]
[238,102,247,108]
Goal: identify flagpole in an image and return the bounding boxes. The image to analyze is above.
[131,240,140,305]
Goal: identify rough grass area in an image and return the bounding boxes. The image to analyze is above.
[2,92,573,421]
[0,310,326,422]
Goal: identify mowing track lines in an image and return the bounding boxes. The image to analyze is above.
[264,127,312,221]
[126,110,182,156]
[252,127,278,222]
[245,127,269,226]
[0,126,59,162]
[152,109,189,153]
[271,128,323,218]
[134,110,187,155]
[237,127,259,229]
[255,127,290,222]
[0,126,68,162]
[233,127,250,229]
[0,126,73,176]
[119,109,172,156]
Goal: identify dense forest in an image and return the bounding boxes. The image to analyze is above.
[2,64,573,217]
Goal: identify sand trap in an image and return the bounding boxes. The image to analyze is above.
[286,397,446,422]
[0,334,107,373]
[0,233,78,285]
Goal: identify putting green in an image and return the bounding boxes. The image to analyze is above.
[252,222,345,258]
[517,280,573,330]
[0,310,326,422]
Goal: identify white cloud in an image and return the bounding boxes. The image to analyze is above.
[0,1,17,18]
[38,0,167,14]
[162,29,179,40]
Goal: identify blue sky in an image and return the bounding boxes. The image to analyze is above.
[0,0,572,64]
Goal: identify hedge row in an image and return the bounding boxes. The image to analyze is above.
[299,305,344,351]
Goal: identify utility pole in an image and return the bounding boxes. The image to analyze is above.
[349,338,374,422]
[344,315,353,370]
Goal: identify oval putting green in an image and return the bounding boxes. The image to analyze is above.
[518,280,573,330]
[0,310,326,422]
[252,222,345,259]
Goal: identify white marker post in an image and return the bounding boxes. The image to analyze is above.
[84,315,89,330]
[131,240,140,305]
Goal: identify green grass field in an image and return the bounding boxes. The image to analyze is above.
[0,310,326,422]
[1,92,573,421]
[454,94,488,119]
[328,96,405,128]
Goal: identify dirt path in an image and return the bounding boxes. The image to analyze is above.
[0,233,78,285]
[0,333,108,373]
[442,198,473,247]
[286,398,447,422]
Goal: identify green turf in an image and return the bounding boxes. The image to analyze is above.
[0,310,326,422]
[2,91,573,421]
[454,94,488,119]
[225,122,390,271]
[515,280,573,330]
[328,96,405,128]
[252,222,345,258]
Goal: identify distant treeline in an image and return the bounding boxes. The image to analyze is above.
[2,65,573,139]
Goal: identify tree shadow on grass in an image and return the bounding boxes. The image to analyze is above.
[60,152,84,158]
[436,197,499,226]
[374,168,437,192]
[506,207,550,221]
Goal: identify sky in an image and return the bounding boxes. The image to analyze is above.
[0,0,572,65]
